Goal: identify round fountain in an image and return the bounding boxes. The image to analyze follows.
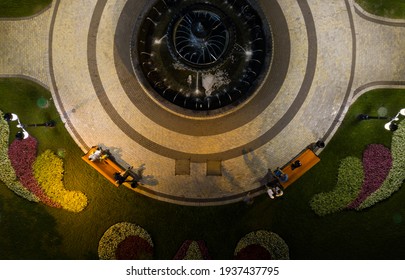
[132,0,272,114]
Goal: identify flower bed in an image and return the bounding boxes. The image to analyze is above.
[236,244,272,260]
[1,110,86,211]
[8,137,60,207]
[0,113,39,202]
[310,157,364,216]
[33,149,88,212]
[173,240,211,260]
[234,231,289,260]
[98,222,154,260]
[311,122,404,215]
[348,144,392,209]
[357,122,405,209]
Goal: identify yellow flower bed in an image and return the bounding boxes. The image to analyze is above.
[33,149,88,212]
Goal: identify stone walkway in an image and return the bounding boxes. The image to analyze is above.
[1,0,404,205]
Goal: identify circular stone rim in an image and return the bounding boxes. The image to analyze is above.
[114,0,289,136]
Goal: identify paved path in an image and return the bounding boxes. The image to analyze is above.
[0,5,53,88]
[1,0,404,205]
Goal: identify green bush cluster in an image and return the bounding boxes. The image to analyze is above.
[358,122,405,209]
[310,157,364,216]
[33,149,88,212]
[0,111,39,202]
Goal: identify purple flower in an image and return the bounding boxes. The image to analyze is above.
[348,144,392,209]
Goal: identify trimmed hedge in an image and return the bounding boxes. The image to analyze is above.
[310,157,364,216]
[33,149,88,212]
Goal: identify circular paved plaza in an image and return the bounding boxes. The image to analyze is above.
[1,0,405,205]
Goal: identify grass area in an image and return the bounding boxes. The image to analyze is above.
[0,78,404,260]
[356,0,405,18]
[0,0,52,18]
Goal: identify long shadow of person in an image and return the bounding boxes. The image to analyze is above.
[242,148,267,177]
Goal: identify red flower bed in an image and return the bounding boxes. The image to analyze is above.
[115,235,153,260]
[173,240,211,260]
[234,244,272,260]
[347,144,392,209]
[8,137,60,207]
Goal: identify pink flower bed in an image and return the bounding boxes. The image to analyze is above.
[347,144,392,209]
[8,137,60,208]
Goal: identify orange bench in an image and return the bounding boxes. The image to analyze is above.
[82,146,128,187]
[280,148,320,188]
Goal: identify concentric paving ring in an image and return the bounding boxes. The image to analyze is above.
[108,0,315,161]
[48,0,357,204]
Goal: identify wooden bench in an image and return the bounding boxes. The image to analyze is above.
[280,148,320,188]
[82,146,133,187]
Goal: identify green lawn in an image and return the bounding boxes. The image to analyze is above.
[356,0,405,18]
[0,78,404,260]
[0,0,52,18]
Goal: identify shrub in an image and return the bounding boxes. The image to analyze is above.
[310,157,363,216]
[98,222,154,260]
[234,230,289,260]
[348,144,392,209]
[358,121,405,209]
[33,149,87,212]
[8,136,59,207]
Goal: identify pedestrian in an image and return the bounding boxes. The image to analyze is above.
[243,192,254,205]
[266,186,275,199]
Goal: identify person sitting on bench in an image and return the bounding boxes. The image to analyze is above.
[274,167,288,182]
[274,185,284,197]
[114,166,133,185]
[89,147,103,162]
[291,160,302,170]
